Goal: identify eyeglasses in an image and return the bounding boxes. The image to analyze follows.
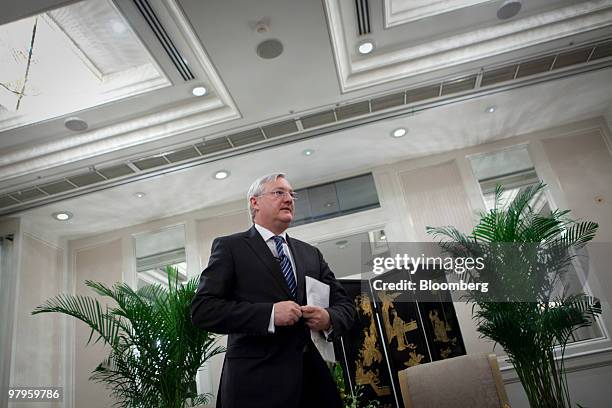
[258,190,298,200]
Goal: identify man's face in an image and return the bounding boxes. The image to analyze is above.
[251,177,295,232]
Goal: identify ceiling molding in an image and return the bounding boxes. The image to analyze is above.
[0,101,237,181]
[383,0,491,28]
[326,0,612,92]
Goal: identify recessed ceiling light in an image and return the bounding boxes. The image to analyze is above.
[497,0,522,20]
[486,106,497,113]
[134,192,146,198]
[111,20,127,34]
[391,128,407,138]
[302,149,315,156]
[192,86,207,97]
[357,40,375,55]
[64,117,88,132]
[52,211,73,221]
[214,170,230,180]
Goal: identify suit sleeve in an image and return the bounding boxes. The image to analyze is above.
[190,237,273,335]
[316,248,356,339]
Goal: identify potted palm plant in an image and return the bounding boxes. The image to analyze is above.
[427,183,601,408]
[33,266,223,408]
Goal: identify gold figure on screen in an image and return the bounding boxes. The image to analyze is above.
[389,309,418,351]
[429,309,457,359]
[429,309,457,344]
[358,295,383,366]
[355,360,390,396]
[363,330,383,366]
[429,309,452,343]
[376,291,401,337]
[354,294,390,397]
[404,351,425,367]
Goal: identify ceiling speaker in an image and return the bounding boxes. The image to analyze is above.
[256,39,283,59]
[497,0,522,20]
[64,117,88,131]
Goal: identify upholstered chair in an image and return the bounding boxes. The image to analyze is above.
[398,353,511,408]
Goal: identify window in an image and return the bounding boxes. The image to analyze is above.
[293,174,380,226]
[133,225,187,289]
[313,228,389,280]
[470,146,546,212]
[469,146,602,342]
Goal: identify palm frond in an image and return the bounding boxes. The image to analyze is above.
[33,265,224,408]
[33,294,120,346]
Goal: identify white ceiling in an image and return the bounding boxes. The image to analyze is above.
[19,66,612,240]
[1,0,612,240]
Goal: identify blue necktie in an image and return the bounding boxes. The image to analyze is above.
[272,236,297,299]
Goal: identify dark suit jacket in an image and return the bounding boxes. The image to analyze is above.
[190,226,355,408]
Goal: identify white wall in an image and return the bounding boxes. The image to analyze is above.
[0,215,68,408]
[71,238,123,408]
[9,234,65,408]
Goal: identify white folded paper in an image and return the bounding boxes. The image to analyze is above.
[305,276,336,362]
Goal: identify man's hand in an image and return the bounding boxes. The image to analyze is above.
[274,301,302,326]
[301,305,331,331]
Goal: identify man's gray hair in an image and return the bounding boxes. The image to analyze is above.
[247,172,286,222]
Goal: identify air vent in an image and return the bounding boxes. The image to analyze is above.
[164,146,200,162]
[481,65,517,86]
[441,75,477,95]
[195,137,232,155]
[38,180,76,195]
[371,92,405,111]
[262,120,299,138]
[228,129,266,147]
[553,48,592,69]
[355,0,371,36]
[335,101,370,120]
[10,188,47,202]
[132,0,194,81]
[591,40,612,60]
[516,56,555,78]
[406,85,440,103]
[0,196,19,208]
[301,110,336,129]
[68,172,106,187]
[132,156,169,170]
[98,164,136,179]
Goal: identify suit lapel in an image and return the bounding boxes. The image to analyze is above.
[244,226,293,299]
[286,235,306,305]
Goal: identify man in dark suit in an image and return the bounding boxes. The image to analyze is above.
[191,173,355,408]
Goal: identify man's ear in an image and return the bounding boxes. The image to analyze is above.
[249,196,259,212]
